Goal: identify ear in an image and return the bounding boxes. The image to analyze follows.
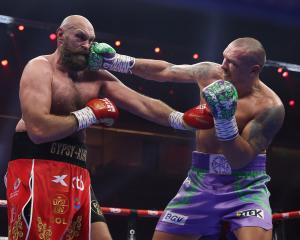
[56,28,64,46]
[251,64,261,74]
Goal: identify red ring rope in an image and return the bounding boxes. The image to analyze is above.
[0,199,299,221]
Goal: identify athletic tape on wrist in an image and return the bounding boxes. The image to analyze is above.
[214,117,239,141]
[104,54,135,73]
[169,111,187,130]
[71,107,97,131]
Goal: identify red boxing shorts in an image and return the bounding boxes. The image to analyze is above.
[6,132,105,239]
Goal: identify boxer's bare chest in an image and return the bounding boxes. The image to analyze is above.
[197,92,264,153]
[51,70,102,116]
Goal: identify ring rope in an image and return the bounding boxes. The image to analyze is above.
[0,199,299,221]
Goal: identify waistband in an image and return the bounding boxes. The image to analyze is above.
[10,132,87,168]
[192,151,266,175]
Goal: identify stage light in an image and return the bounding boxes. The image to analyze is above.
[193,53,199,60]
[282,71,289,78]
[115,40,121,47]
[1,59,8,67]
[49,33,57,41]
[288,100,295,107]
[277,67,283,73]
[154,47,160,53]
[18,25,25,31]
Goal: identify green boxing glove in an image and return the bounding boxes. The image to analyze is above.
[88,42,135,73]
[202,80,239,141]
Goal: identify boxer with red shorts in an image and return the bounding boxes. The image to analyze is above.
[6,132,106,239]
[6,97,119,240]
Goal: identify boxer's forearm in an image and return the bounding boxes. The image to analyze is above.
[220,136,257,169]
[25,114,78,144]
[132,59,173,82]
[132,59,195,83]
[222,105,285,169]
[124,97,173,127]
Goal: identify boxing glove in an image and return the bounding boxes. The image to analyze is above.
[88,42,135,73]
[72,98,119,130]
[202,80,239,141]
[169,104,214,130]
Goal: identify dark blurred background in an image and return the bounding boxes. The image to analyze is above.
[0,0,299,239]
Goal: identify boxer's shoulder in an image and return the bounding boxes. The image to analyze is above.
[252,81,284,114]
[192,62,224,87]
[28,55,51,65]
[24,55,53,74]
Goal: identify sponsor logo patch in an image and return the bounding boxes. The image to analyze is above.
[236,209,264,219]
[52,194,69,215]
[209,155,232,175]
[74,198,81,209]
[72,175,84,191]
[52,175,68,187]
[161,211,188,226]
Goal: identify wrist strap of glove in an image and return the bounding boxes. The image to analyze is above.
[169,111,189,130]
[214,117,239,141]
[104,54,135,73]
[71,107,97,131]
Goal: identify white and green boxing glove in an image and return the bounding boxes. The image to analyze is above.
[202,80,239,141]
[88,42,135,73]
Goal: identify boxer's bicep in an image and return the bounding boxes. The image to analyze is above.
[20,60,52,127]
[241,105,285,154]
[193,62,224,87]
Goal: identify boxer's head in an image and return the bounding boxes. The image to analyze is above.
[57,15,95,71]
[221,37,266,86]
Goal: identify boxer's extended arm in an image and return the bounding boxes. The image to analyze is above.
[101,70,173,126]
[100,71,213,129]
[133,61,224,88]
[132,60,223,85]
[132,59,195,82]
[20,58,78,143]
[88,42,223,83]
[221,104,285,169]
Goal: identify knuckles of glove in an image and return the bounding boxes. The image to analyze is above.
[202,80,238,120]
[90,42,116,58]
[88,42,116,71]
[183,104,214,130]
[86,98,119,126]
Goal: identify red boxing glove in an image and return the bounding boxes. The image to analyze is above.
[72,98,119,130]
[183,104,214,129]
[86,98,119,126]
[168,104,214,130]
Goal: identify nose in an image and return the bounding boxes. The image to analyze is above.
[221,59,228,70]
[81,41,91,52]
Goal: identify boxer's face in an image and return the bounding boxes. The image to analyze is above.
[221,44,252,86]
[60,25,95,71]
